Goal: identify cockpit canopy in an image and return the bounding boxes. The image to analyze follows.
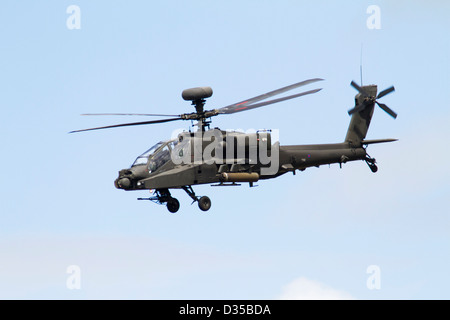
[132,142,163,167]
[131,140,180,173]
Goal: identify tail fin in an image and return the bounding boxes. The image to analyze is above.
[345,84,377,146]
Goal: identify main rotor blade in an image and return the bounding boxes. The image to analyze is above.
[218,88,322,114]
[376,102,397,119]
[69,117,182,133]
[217,78,323,114]
[350,80,370,97]
[81,113,180,117]
[376,86,395,99]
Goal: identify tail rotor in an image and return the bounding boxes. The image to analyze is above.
[348,81,397,119]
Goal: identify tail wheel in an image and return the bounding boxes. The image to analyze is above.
[166,198,180,213]
[198,196,211,212]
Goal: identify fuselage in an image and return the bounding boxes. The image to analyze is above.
[114,130,367,191]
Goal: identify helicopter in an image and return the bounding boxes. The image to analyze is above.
[70,78,397,213]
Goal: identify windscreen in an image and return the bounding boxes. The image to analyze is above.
[131,142,163,167]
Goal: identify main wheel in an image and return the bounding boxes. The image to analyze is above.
[198,196,211,212]
[370,164,378,173]
[166,198,180,213]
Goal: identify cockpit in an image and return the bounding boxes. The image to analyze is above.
[131,140,180,173]
[132,142,163,167]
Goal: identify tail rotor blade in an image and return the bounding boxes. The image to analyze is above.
[376,102,397,119]
[348,102,367,115]
[348,80,397,119]
[350,80,369,97]
[376,86,395,99]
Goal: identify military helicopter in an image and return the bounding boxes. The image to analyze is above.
[70,78,397,213]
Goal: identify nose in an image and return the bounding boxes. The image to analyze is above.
[116,177,131,189]
[115,166,148,190]
[115,169,133,189]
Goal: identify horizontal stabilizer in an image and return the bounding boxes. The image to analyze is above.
[361,139,398,145]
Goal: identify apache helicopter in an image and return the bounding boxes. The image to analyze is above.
[70,78,397,213]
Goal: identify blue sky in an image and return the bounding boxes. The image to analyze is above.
[0,1,449,299]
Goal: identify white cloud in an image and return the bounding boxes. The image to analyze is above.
[278,277,354,300]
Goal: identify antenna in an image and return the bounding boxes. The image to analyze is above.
[360,44,363,85]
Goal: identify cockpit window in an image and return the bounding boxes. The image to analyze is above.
[131,142,163,167]
[148,145,170,173]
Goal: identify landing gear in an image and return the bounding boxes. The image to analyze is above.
[138,188,180,213]
[365,154,378,173]
[166,198,180,213]
[198,196,211,211]
[138,186,212,212]
[182,186,212,212]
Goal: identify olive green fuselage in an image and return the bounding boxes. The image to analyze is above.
[114,139,367,191]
